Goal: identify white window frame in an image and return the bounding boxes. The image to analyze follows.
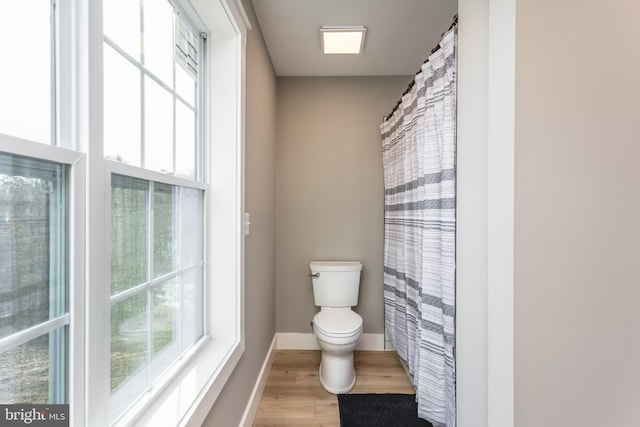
[1,0,248,423]
[83,0,250,425]
[100,3,209,419]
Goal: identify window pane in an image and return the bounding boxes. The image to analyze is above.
[111,292,148,395]
[153,280,178,355]
[0,153,68,338]
[104,44,142,166]
[111,175,148,295]
[103,0,141,61]
[153,183,177,277]
[181,268,203,352]
[143,0,174,85]
[0,1,51,144]
[180,188,203,267]
[0,327,68,404]
[151,279,179,381]
[144,76,173,173]
[175,64,196,107]
[175,101,196,179]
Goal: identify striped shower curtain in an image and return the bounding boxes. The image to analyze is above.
[381,26,456,427]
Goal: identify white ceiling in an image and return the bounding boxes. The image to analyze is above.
[251,0,458,77]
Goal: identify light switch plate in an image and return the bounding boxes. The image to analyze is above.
[243,212,251,236]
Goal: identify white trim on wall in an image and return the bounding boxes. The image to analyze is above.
[456,0,516,427]
[456,2,489,425]
[487,0,516,426]
[238,336,277,427]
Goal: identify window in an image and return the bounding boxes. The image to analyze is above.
[109,175,204,420]
[103,0,200,179]
[0,0,247,425]
[0,153,69,403]
[0,0,73,410]
[102,0,206,421]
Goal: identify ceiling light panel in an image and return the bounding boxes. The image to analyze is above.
[320,26,367,54]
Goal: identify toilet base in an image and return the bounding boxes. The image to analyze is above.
[318,350,356,394]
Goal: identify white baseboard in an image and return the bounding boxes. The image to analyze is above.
[238,335,277,427]
[276,332,387,351]
[276,332,320,350]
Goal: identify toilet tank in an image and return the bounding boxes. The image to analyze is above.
[310,261,363,307]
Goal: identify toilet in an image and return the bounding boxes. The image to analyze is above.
[309,261,363,394]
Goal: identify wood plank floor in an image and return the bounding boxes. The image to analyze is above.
[252,350,415,427]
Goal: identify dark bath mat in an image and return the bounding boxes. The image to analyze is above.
[337,393,433,427]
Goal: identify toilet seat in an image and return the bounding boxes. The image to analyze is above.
[313,309,363,339]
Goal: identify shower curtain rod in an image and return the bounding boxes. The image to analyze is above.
[383,14,458,122]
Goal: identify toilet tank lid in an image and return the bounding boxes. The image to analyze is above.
[310,261,362,272]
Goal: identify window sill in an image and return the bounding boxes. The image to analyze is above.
[113,336,243,427]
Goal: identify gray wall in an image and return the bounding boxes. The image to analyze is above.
[201,0,277,425]
[515,1,640,426]
[275,76,411,334]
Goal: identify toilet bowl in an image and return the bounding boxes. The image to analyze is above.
[312,307,363,393]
